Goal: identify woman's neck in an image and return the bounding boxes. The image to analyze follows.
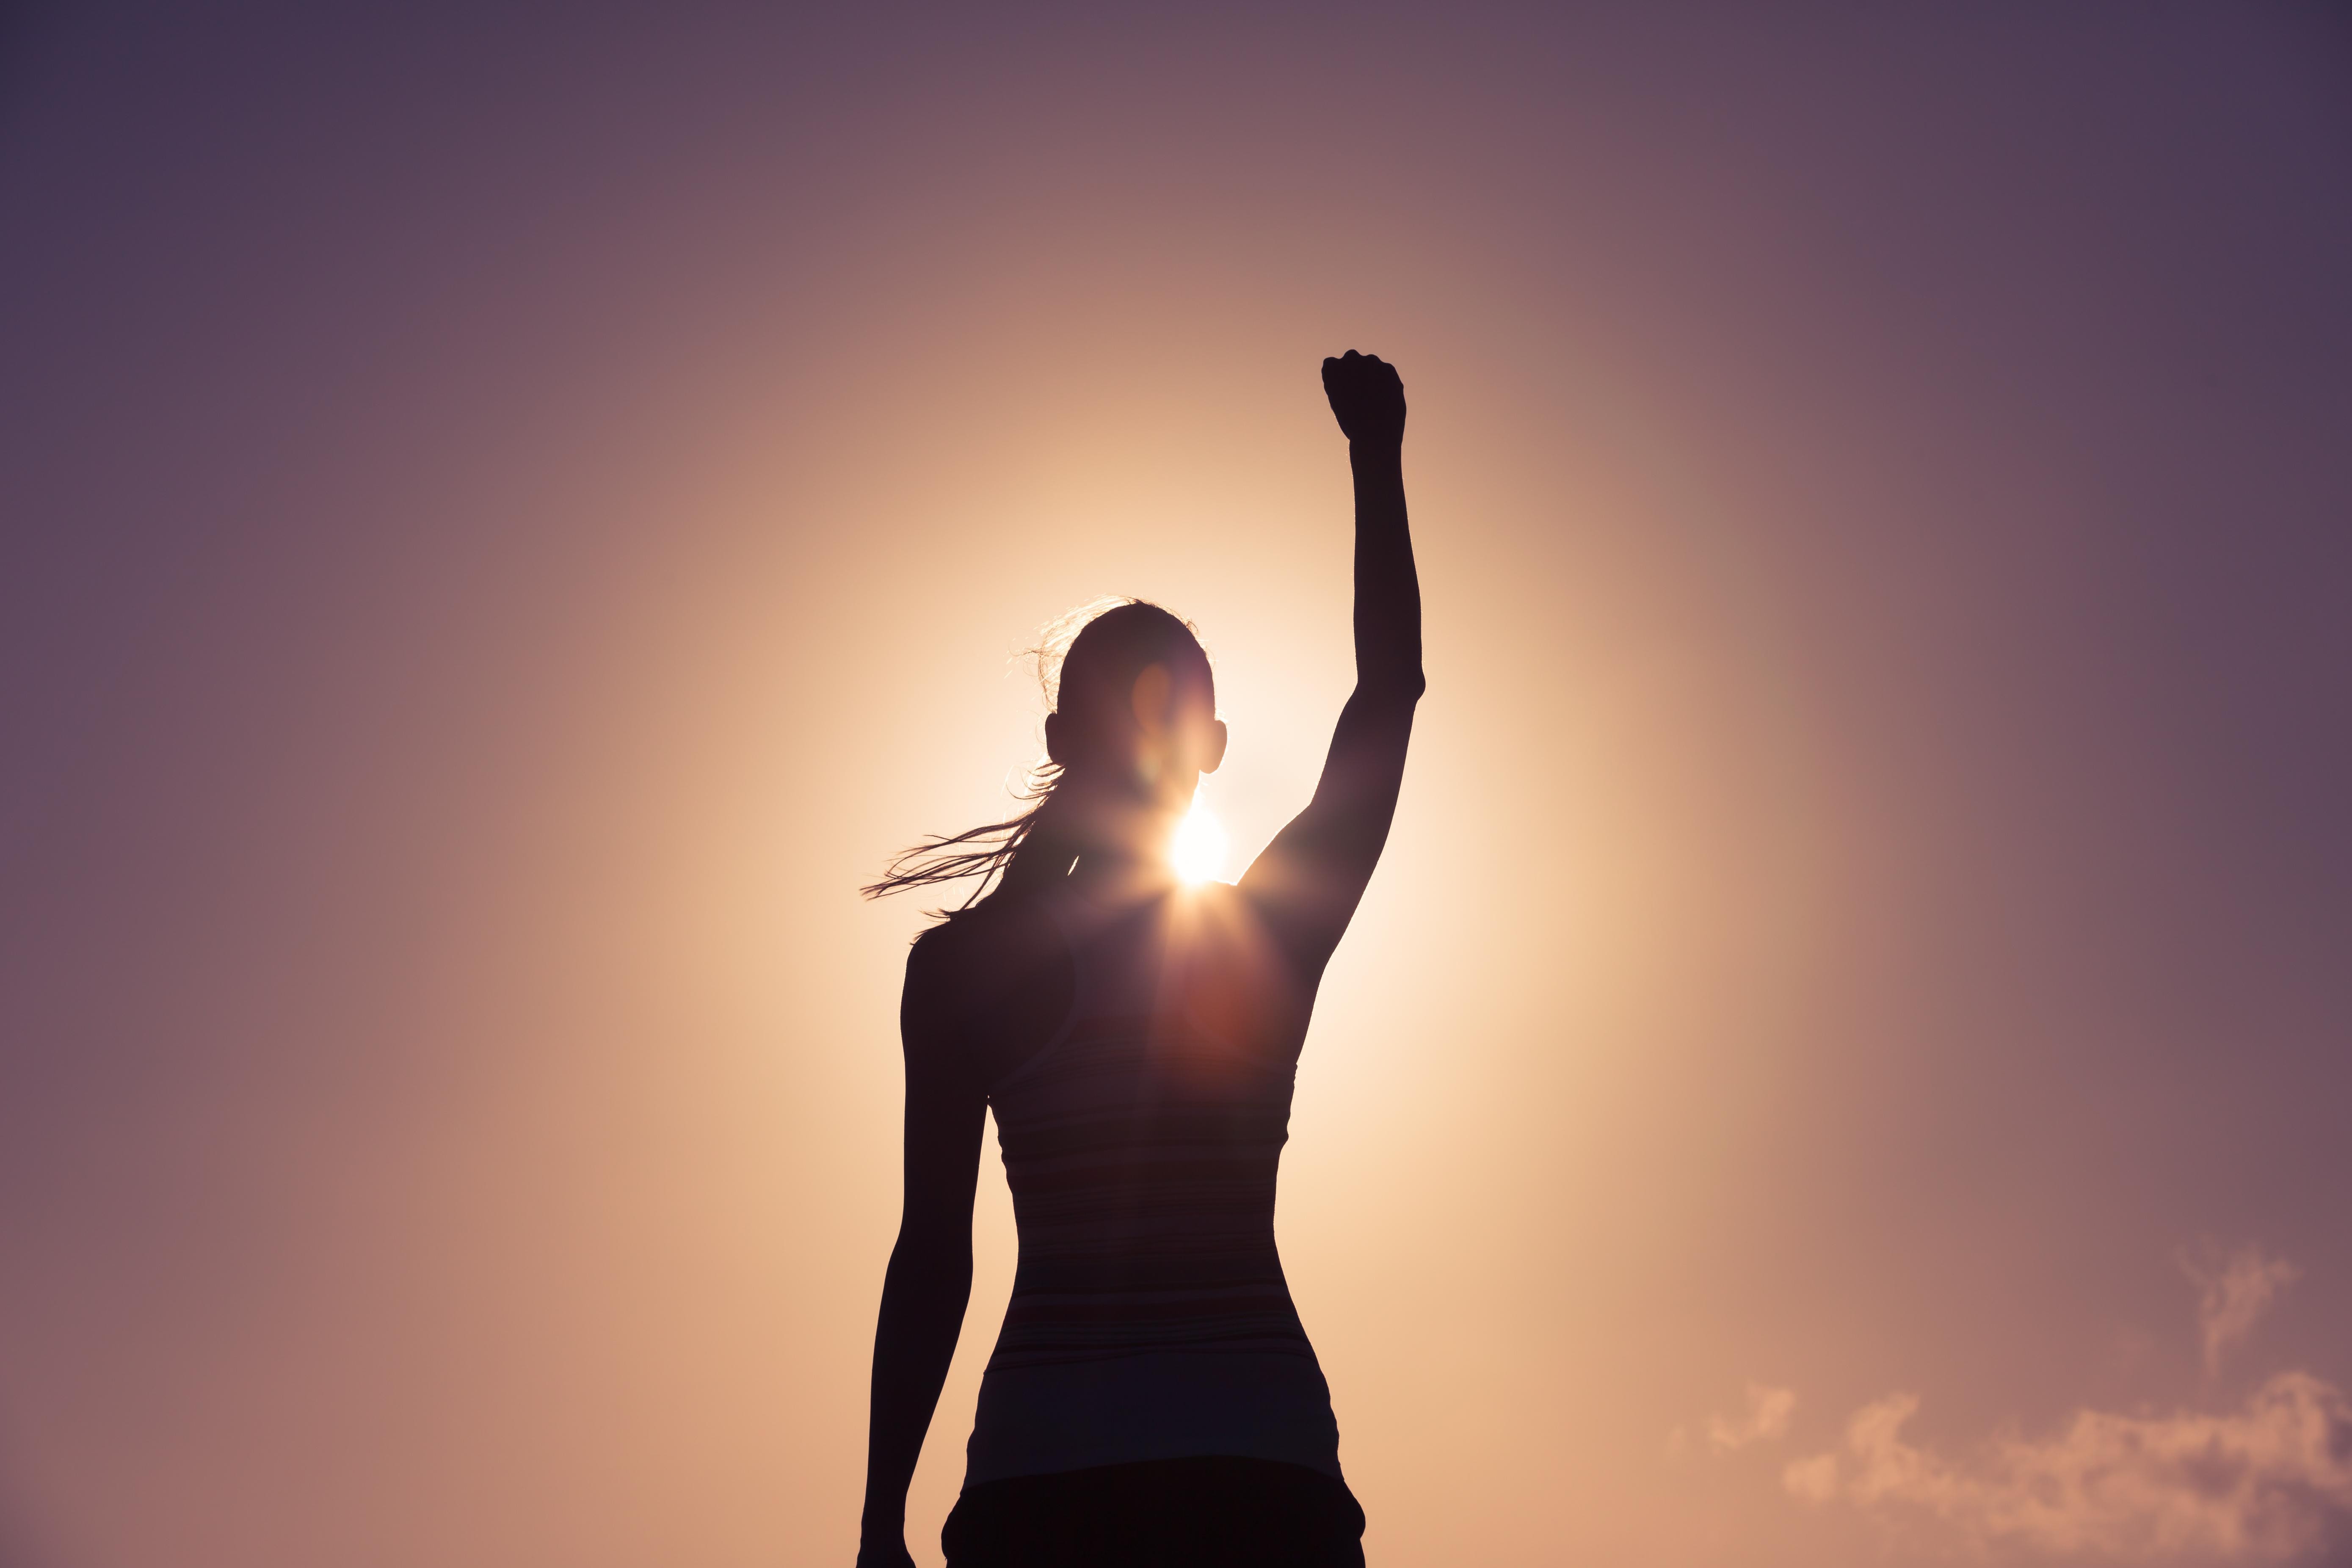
[1065,845,1176,903]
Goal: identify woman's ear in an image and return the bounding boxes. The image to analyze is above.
[1203,719,1228,774]
[1044,711,1068,767]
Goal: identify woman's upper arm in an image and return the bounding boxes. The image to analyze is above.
[1237,684,1419,972]
[896,935,988,1237]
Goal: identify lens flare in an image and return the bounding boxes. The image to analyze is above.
[1171,801,1228,884]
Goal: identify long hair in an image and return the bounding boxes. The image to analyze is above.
[862,597,1211,918]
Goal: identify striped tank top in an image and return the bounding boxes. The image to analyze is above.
[963,884,1343,1485]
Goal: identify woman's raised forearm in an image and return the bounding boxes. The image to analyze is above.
[1320,351,1422,704]
[1349,439,1424,701]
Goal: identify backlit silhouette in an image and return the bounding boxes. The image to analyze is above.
[859,352,1422,1568]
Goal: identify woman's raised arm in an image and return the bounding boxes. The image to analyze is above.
[1239,351,1424,971]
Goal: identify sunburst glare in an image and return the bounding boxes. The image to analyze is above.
[1171,799,1229,885]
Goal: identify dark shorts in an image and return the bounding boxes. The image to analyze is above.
[942,1455,1366,1567]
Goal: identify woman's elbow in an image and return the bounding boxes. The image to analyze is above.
[1348,677,1423,727]
[886,1223,972,1287]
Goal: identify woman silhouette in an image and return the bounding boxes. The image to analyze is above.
[858,352,1421,1568]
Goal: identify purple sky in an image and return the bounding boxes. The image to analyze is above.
[3,6,2348,1565]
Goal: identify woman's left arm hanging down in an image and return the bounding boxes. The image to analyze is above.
[858,937,986,1568]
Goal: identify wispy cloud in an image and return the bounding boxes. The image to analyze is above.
[1771,1245,2348,1561]
[1783,1372,2352,1561]
[2184,1243,2302,1376]
[1783,1449,1839,1503]
[1708,1383,1797,1452]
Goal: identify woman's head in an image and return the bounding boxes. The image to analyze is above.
[1043,601,1226,827]
[863,598,1223,912]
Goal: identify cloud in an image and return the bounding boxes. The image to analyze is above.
[2184,1244,2302,1376]
[1783,1451,1839,1502]
[1706,1383,1797,1452]
[1784,1372,2352,1562]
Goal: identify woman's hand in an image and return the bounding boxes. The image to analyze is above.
[1321,349,1406,449]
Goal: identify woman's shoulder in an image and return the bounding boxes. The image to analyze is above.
[910,892,1063,977]
[903,893,1076,1077]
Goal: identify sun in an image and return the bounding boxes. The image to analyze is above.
[1170,799,1229,885]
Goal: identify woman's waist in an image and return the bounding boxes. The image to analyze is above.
[993,1265,1310,1366]
[967,1348,1342,1485]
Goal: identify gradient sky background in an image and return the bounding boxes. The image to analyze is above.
[4,6,2349,1566]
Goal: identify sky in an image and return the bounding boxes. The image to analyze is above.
[3,5,2349,1565]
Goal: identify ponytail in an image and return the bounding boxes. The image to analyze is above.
[859,765,1075,915]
